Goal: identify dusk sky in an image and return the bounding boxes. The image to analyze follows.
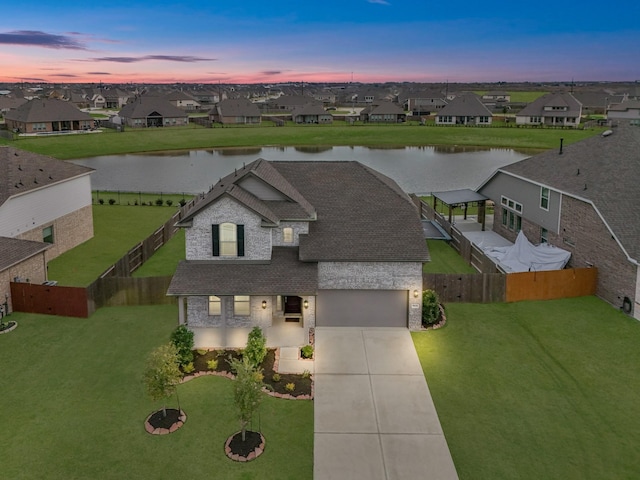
[1,0,638,84]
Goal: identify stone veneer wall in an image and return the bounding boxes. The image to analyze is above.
[494,199,637,313]
[16,205,93,262]
[0,253,47,312]
[185,197,272,260]
[318,261,423,330]
[187,296,273,329]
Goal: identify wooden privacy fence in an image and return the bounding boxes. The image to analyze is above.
[10,196,202,318]
[424,268,597,304]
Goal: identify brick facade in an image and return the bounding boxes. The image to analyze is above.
[0,253,47,313]
[16,205,94,261]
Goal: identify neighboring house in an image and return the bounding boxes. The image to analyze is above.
[166,91,202,111]
[188,90,221,106]
[167,159,428,347]
[360,101,406,123]
[291,104,333,124]
[435,94,493,125]
[4,99,93,134]
[607,100,640,121]
[102,89,130,109]
[118,96,188,128]
[0,97,28,115]
[0,146,94,310]
[481,91,511,103]
[573,92,626,115]
[406,97,448,116]
[515,92,582,128]
[478,122,640,318]
[267,95,317,111]
[209,99,261,125]
[313,92,336,105]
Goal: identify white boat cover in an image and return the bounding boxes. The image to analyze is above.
[485,231,571,273]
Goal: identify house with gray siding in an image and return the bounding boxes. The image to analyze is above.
[167,159,429,347]
[478,122,640,319]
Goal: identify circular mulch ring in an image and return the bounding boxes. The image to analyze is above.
[0,321,17,335]
[225,431,265,462]
[144,408,186,435]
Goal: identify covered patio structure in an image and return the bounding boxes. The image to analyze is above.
[431,189,489,231]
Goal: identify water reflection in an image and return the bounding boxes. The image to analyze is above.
[71,146,530,195]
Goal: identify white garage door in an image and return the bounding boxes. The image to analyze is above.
[315,290,407,327]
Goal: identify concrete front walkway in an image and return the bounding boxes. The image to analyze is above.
[314,327,458,480]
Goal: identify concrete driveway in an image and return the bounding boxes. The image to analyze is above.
[313,327,458,480]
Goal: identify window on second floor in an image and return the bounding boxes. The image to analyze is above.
[212,223,244,257]
[43,225,54,244]
[282,227,293,243]
[540,187,550,210]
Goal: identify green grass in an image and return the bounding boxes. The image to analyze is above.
[423,240,476,273]
[93,190,193,206]
[0,305,313,480]
[133,229,186,277]
[0,124,603,159]
[48,204,180,286]
[412,297,640,479]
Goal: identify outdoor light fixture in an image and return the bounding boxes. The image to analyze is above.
[262,300,267,309]
[413,290,420,298]
[304,300,309,309]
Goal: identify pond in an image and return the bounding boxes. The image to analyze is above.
[70,146,532,195]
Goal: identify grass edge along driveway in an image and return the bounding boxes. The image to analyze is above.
[0,304,313,480]
[412,297,640,480]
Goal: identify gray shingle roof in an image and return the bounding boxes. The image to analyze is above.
[271,161,429,262]
[212,98,261,117]
[517,92,582,118]
[167,247,318,295]
[4,98,92,123]
[499,122,640,261]
[437,95,492,117]
[0,236,50,272]
[118,96,187,118]
[0,146,94,207]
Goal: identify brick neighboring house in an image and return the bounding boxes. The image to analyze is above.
[360,101,406,123]
[515,92,582,128]
[0,146,94,311]
[435,94,493,125]
[291,104,333,124]
[167,159,428,347]
[4,99,93,134]
[478,122,640,318]
[118,96,188,128]
[209,99,261,124]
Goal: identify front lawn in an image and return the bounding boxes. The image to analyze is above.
[0,305,313,480]
[413,297,640,479]
[47,204,180,286]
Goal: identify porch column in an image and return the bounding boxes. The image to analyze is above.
[478,201,486,231]
[178,296,185,325]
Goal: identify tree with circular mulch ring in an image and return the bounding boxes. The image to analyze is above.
[226,356,265,461]
[0,320,17,335]
[142,343,185,434]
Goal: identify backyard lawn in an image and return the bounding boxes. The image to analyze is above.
[423,240,476,274]
[0,305,313,480]
[133,229,185,277]
[413,297,640,479]
[47,204,180,286]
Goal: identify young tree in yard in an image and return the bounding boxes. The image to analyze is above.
[244,326,267,368]
[229,356,264,442]
[143,343,182,417]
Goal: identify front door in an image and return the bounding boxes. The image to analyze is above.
[284,296,302,314]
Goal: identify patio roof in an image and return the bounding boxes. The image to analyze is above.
[431,189,488,205]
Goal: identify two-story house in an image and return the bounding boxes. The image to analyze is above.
[515,92,582,128]
[167,159,429,347]
[478,122,640,318]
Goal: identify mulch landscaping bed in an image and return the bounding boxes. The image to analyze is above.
[190,348,312,398]
[0,321,17,334]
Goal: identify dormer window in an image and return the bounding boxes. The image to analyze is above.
[283,227,293,243]
[212,223,244,257]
